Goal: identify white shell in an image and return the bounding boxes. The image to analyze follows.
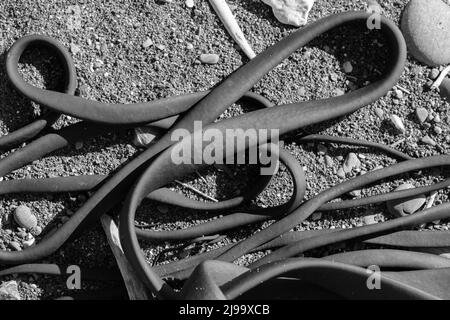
[262,0,315,27]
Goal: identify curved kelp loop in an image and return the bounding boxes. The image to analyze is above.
[119,11,407,298]
[6,36,269,125]
[0,36,77,149]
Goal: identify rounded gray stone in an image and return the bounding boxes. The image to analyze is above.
[401,0,450,66]
[13,205,37,230]
[199,53,219,64]
[386,183,426,217]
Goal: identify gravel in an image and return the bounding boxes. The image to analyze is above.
[0,0,449,300]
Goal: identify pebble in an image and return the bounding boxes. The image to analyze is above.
[401,0,450,66]
[429,68,440,80]
[324,155,333,167]
[30,226,42,237]
[13,205,37,230]
[415,107,428,124]
[185,0,195,8]
[374,107,384,118]
[70,43,81,55]
[297,86,306,96]
[142,38,153,48]
[343,61,353,73]
[199,53,220,64]
[336,167,345,178]
[386,183,426,217]
[0,281,21,300]
[333,88,345,96]
[261,0,315,27]
[185,42,194,50]
[133,127,160,147]
[329,73,338,82]
[23,237,35,249]
[343,153,360,174]
[9,241,21,251]
[394,89,403,99]
[75,141,83,150]
[349,189,361,197]
[155,44,165,51]
[317,144,327,155]
[363,215,377,225]
[421,135,436,146]
[389,114,406,134]
[434,126,443,135]
[94,59,104,68]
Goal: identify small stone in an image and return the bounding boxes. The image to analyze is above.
[434,126,443,135]
[343,61,353,73]
[434,114,441,123]
[297,86,306,96]
[324,155,333,167]
[317,144,327,155]
[74,141,83,150]
[429,68,440,80]
[13,205,37,230]
[333,88,345,96]
[389,114,406,134]
[311,212,322,221]
[185,0,195,8]
[262,0,315,27]
[415,107,428,124]
[386,183,426,217]
[142,38,153,48]
[0,281,21,300]
[401,0,450,66]
[374,107,384,118]
[17,230,27,239]
[199,53,220,64]
[133,127,160,147]
[31,226,42,236]
[70,43,81,55]
[329,73,338,82]
[155,43,166,50]
[343,153,361,173]
[421,135,436,146]
[349,189,361,197]
[186,42,194,50]
[363,215,377,225]
[336,167,345,178]
[94,59,104,68]
[394,89,403,99]
[9,241,21,251]
[23,237,35,249]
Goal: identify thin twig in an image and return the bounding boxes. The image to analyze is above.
[195,170,208,184]
[175,179,218,202]
[390,138,405,148]
[395,85,411,95]
[431,65,450,90]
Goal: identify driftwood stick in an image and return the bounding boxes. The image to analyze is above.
[209,0,256,59]
[100,214,150,300]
